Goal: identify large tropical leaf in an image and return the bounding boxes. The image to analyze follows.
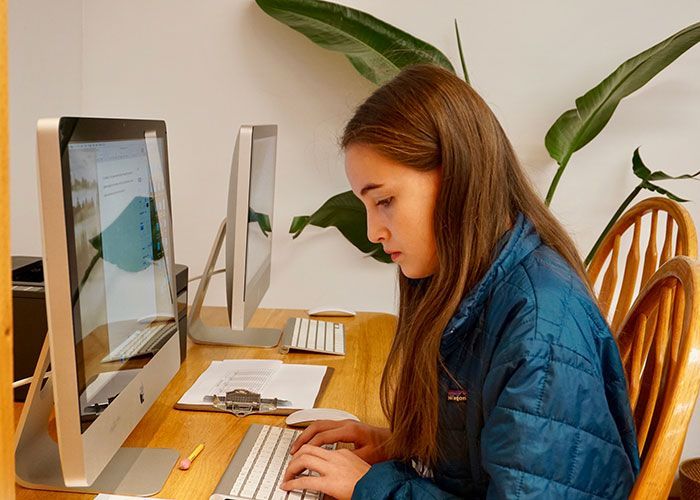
[545,22,700,169]
[255,0,454,85]
[289,191,391,263]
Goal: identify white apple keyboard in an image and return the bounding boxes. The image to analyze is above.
[210,424,335,500]
[279,317,345,356]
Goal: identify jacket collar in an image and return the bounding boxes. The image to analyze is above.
[440,213,541,353]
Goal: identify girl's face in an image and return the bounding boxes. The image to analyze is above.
[345,144,441,279]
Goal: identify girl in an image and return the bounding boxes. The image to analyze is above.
[281,65,639,499]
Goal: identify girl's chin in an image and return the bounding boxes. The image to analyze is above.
[399,264,433,280]
[397,260,436,280]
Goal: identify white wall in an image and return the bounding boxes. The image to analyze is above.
[9,0,700,463]
[84,0,700,314]
[9,0,83,255]
[10,1,700,314]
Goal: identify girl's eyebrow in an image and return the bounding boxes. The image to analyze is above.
[360,183,384,196]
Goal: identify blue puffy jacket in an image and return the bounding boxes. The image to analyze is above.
[353,214,640,499]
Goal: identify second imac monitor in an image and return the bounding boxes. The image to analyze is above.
[189,125,280,347]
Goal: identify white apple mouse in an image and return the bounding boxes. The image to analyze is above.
[307,306,356,317]
[285,408,359,427]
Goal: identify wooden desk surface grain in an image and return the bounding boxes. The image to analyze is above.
[13,307,396,500]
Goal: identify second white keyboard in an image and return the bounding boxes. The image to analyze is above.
[279,317,345,356]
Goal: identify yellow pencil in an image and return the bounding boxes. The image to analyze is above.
[179,443,205,470]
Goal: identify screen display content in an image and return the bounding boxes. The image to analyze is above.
[63,128,176,432]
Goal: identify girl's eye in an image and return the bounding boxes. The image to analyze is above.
[376,197,393,208]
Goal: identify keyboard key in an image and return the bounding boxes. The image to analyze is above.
[291,318,301,346]
[298,318,309,348]
[325,327,333,352]
[316,321,326,351]
[307,320,318,349]
[334,325,344,354]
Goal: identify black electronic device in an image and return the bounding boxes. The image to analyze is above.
[11,256,189,401]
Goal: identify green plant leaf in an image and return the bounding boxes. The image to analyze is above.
[640,180,690,202]
[288,190,391,263]
[545,22,700,169]
[255,0,454,85]
[632,147,700,182]
[631,147,652,180]
[647,169,700,181]
[289,215,311,237]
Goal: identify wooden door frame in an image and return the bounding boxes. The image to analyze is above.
[0,0,14,498]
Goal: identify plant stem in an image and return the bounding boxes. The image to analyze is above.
[545,161,568,206]
[584,185,642,266]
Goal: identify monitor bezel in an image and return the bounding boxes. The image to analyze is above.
[36,116,181,486]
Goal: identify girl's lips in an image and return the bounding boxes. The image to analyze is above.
[390,252,401,262]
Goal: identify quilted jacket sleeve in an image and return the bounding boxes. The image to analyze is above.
[481,336,637,499]
[352,460,461,499]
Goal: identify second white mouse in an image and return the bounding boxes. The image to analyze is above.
[307,306,356,317]
[285,408,359,427]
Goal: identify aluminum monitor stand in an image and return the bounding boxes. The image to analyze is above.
[188,218,281,347]
[14,337,177,495]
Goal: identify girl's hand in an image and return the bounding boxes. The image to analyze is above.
[281,444,370,500]
[289,419,391,465]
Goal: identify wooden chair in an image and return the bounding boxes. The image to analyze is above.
[615,257,700,499]
[587,197,698,336]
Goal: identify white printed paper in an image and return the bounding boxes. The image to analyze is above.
[177,359,327,410]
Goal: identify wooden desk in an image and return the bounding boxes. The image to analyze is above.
[13,307,396,499]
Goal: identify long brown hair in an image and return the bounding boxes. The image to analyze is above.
[342,64,591,467]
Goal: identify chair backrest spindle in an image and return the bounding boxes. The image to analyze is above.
[640,209,659,287]
[587,197,697,337]
[612,218,642,333]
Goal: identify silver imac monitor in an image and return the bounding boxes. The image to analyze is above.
[188,124,281,347]
[15,117,180,495]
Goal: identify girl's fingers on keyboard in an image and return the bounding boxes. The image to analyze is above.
[282,447,370,500]
[280,474,324,494]
[283,452,328,482]
[306,424,363,449]
[294,443,336,461]
[290,420,346,453]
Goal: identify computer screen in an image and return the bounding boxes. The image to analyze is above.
[66,134,176,429]
[244,133,276,297]
[31,117,181,488]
